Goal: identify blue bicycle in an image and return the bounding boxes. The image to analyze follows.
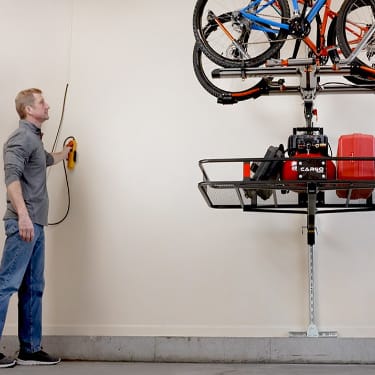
[193,0,375,68]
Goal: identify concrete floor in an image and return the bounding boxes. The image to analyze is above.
[2,362,375,375]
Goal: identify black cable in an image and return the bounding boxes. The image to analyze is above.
[49,136,75,226]
[49,158,70,226]
[48,84,73,226]
[52,84,69,153]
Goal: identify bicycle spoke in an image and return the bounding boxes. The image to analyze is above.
[337,0,375,68]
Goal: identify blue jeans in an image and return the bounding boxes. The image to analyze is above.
[0,219,45,353]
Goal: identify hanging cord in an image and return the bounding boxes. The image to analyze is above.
[48,84,73,226]
[52,83,69,153]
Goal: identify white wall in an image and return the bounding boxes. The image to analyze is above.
[0,0,374,338]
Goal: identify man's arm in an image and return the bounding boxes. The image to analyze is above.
[51,145,71,165]
[7,180,34,242]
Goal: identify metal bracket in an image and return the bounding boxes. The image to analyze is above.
[339,23,375,66]
[212,62,374,118]
[289,244,338,338]
[292,185,338,337]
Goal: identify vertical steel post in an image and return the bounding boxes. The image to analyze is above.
[306,244,319,337]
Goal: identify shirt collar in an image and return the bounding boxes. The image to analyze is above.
[19,119,42,138]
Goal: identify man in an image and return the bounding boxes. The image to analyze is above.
[0,88,71,367]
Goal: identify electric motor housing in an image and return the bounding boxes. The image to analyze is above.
[288,127,329,156]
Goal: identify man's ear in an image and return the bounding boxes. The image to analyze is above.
[25,105,33,115]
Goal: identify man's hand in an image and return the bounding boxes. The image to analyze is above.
[52,145,72,165]
[18,213,34,242]
[7,180,34,242]
[62,145,72,160]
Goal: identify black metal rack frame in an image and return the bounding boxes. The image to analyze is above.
[199,157,375,214]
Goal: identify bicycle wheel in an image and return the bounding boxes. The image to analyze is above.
[193,42,269,103]
[193,0,290,68]
[327,15,373,84]
[193,13,271,102]
[336,0,375,69]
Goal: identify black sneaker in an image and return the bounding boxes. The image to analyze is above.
[0,353,16,368]
[17,350,61,366]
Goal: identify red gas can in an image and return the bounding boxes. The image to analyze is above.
[336,133,375,199]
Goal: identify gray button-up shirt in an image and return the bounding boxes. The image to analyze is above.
[3,120,54,226]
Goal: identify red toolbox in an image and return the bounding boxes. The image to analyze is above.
[336,133,375,199]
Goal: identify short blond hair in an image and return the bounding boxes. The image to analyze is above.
[15,88,42,119]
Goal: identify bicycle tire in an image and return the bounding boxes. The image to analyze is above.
[336,0,375,70]
[193,42,269,103]
[327,16,340,64]
[327,15,373,84]
[193,0,290,68]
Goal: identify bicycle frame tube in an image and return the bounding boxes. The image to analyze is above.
[306,0,327,23]
[240,0,289,32]
[240,0,328,34]
[304,0,334,56]
[291,0,299,13]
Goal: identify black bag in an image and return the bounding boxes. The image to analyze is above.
[248,144,285,200]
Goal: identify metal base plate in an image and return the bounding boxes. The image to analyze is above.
[290,324,337,337]
[289,331,338,338]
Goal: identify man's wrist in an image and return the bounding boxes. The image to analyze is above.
[18,210,30,220]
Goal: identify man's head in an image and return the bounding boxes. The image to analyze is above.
[15,88,50,127]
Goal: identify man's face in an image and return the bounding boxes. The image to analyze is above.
[27,93,50,125]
